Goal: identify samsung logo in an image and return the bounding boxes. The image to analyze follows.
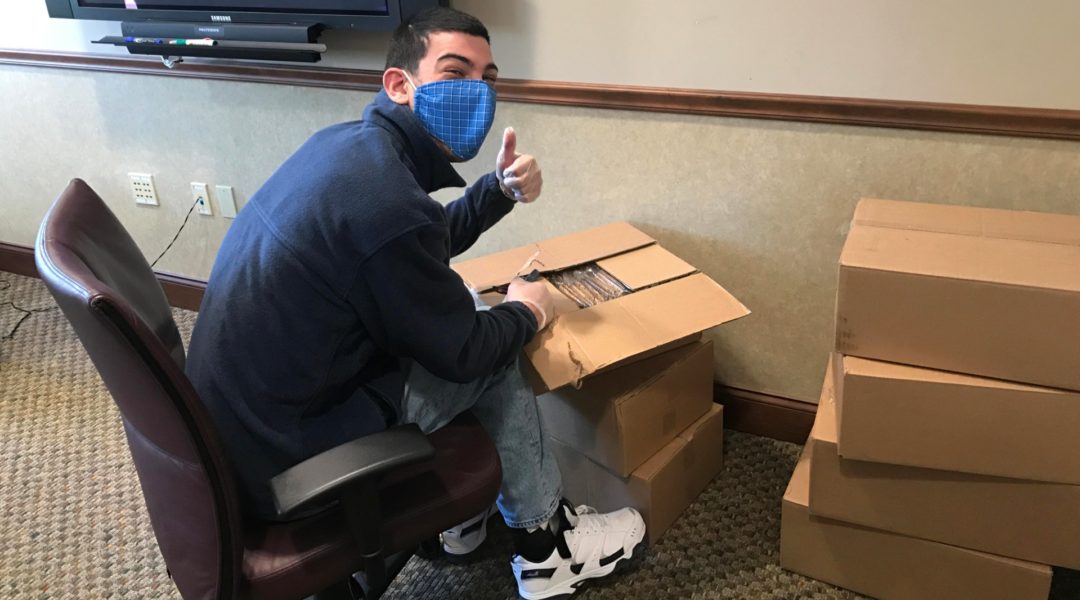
[210,15,231,22]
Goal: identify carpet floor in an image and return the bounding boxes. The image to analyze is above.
[2,272,1077,599]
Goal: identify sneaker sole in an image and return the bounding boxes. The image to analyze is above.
[517,531,648,600]
[441,506,499,561]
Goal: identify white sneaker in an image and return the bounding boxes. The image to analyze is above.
[511,503,646,599]
[441,504,499,557]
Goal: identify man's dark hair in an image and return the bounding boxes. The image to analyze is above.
[385,7,490,73]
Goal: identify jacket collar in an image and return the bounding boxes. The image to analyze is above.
[363,90,467,193]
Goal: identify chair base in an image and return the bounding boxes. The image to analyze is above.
[313,547,415,600]
[415,536,443,560]
[313,577,362,600]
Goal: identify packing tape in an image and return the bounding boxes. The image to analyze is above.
[682,442,697,470]
[662,411,677,435]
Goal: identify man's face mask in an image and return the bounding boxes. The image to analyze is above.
[405,73,497,161]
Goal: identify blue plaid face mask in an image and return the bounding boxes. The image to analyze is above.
[406,74,497,161]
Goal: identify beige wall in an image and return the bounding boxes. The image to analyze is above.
[3,2,1080,402]
[3,63,1079,403]
[6,1,1080,108]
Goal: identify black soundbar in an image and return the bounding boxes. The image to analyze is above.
[121,21,320,43]
[93,35,326,64]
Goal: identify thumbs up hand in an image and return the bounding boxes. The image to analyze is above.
[496,127,543,203]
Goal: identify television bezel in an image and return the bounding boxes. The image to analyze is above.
[64,0,407,31]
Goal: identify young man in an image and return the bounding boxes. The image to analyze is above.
[186,7,645,598]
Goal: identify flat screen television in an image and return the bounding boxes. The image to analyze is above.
[46,0,445,63]
[47,0,445,31]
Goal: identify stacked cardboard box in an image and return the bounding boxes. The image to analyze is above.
[783,438,1052,600]
[543,344,724,544]
[782,198,1080,599]
[454,223,749,543]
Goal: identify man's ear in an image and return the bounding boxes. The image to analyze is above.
[383,68,412,106]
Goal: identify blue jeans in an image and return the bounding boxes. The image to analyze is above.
[396,356,563,529]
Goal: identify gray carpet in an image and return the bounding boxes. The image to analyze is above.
[1,272,1076,599]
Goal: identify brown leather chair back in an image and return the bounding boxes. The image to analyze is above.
[35,179,244,600]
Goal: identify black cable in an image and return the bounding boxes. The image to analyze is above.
[1,301,59,341]
[150,196,201,269]
[2,193,199,342]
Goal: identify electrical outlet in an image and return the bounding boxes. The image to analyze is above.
[191,182,213,216]
[129,173,158,206]
[216,184,238,219]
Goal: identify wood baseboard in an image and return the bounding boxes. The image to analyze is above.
[0,242,207,311]
[714,384,816,444]
[0,242,39,278]
[6,239,814,442]
[154,272,207,311]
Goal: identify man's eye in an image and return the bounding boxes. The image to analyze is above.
[446,69,464,77]
[484,75,498,83]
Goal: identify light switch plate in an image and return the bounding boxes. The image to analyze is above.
[215,185,238,219]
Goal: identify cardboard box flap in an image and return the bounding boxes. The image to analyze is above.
[596,245,698,290]
[854,198,1080,247]
[559,341,708,406]
[784,444,812,508]
[529,273,749,390]
[526,323,598,393]
[814,360,840,445]
[842,355,1066,394]
[841,220,1080,293]
[453,222,656,290]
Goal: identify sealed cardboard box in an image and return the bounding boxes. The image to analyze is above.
[836,354,1080,484]
[550,403,724,545]
[454,222,749,392]
[835,198,1080,391]
[782,443,1052,600]
[809,361,1080,569]
[540,340,714,476]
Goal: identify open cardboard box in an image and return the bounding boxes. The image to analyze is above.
[835,198,1080,391]
[454,222,750,393]
[835,354,1080,484]
[782,442,1052,600]
[809,358,1080,569]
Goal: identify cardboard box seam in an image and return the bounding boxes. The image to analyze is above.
[839,263,1080,294]
[621,269,700,293]
[850,220,1080,248]
[842,353,1080,394]
[853,198,1080,247]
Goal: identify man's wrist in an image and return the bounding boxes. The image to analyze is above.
[508,299,545,330]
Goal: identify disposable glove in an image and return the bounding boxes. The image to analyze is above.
[496,127,544,203]
[504,277,554,330]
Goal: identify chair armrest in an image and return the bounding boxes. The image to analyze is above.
[269,424,435,519]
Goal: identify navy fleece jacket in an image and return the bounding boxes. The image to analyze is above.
[185,91,537,517]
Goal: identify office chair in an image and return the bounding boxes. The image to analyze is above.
[34,179,502,600]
